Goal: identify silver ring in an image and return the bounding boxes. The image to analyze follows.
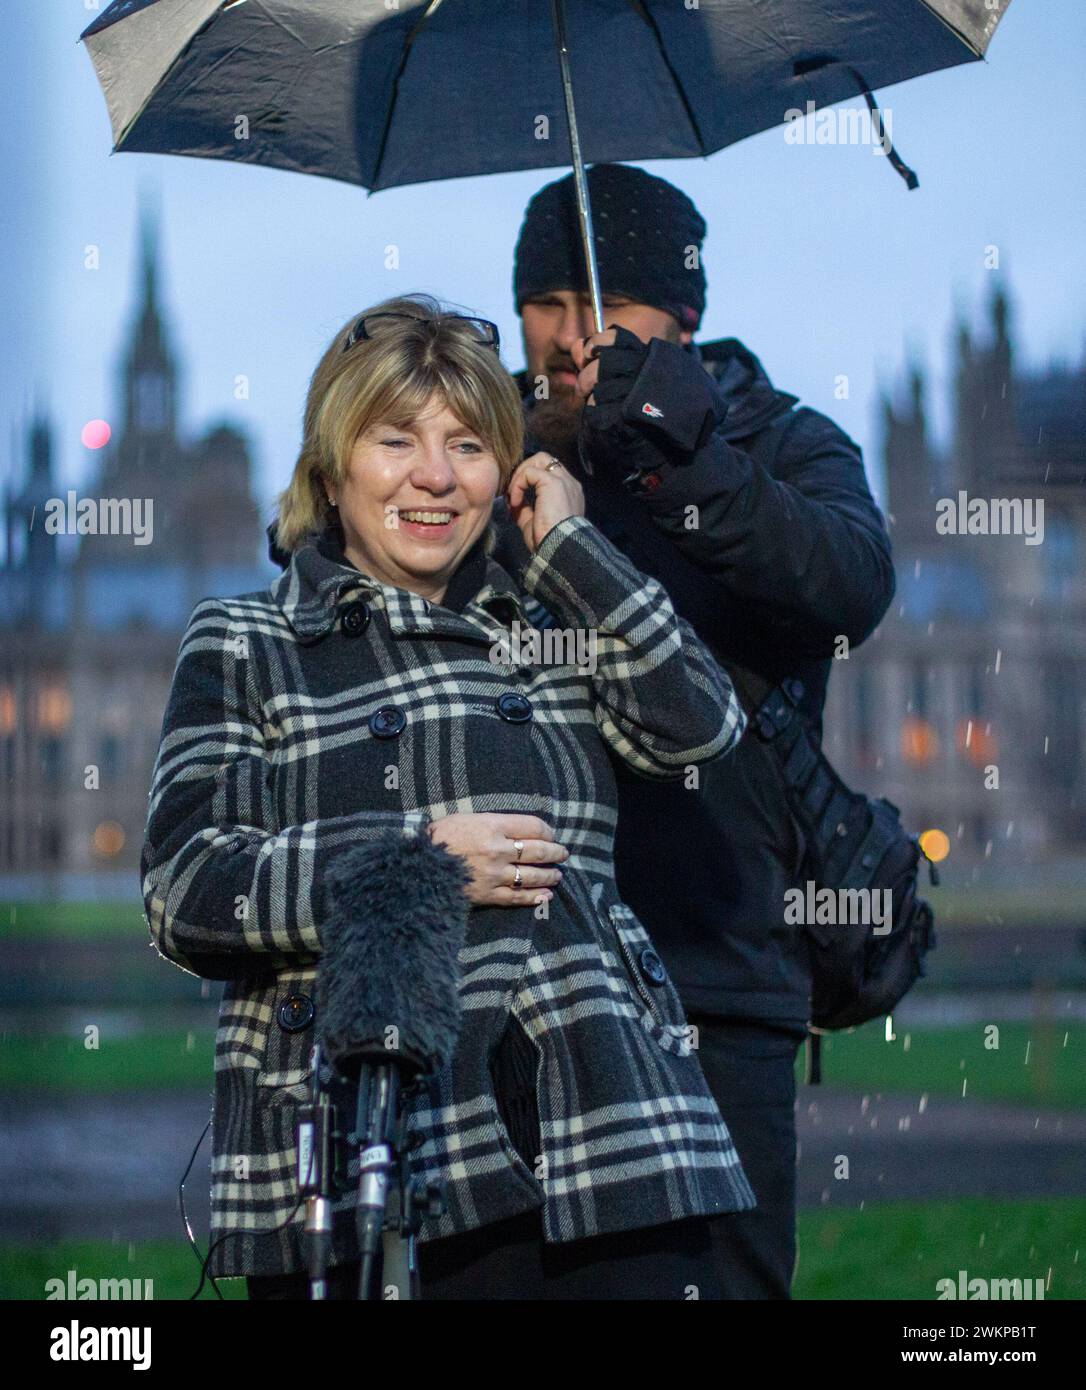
[512,864,523,890]
[513,839,525,861]
[545,458,562,472]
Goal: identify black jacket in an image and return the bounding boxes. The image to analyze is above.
[503,334,895,1024]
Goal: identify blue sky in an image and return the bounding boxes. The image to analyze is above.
[4,0,1084,521]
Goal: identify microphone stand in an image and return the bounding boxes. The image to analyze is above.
[300,1044,446,1300]
[299,1043,345,1300]
[379,1109,444,1300]
[354,1062,397,1300]
[352,1063,446,1300]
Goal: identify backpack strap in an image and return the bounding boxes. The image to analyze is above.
[805,1033,823,1085]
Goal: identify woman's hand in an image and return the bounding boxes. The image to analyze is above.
[506,452,585,554]
[427,812,569,907]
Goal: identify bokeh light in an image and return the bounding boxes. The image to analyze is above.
[956,717,998,766]
[901,716,940,766]
[919,828,951,863]
[92,821,126,857]
[36,684,72,733]
[0,686,15,736]
[81,419,111,449]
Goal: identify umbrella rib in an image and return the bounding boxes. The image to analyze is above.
[622,0,707,157]
[914,0,988,59]
[369,0,446,192]
[97,4,227,150]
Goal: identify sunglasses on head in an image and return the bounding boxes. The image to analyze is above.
[342,311,501,354]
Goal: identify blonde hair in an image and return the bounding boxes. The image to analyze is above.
[276,294,525,552]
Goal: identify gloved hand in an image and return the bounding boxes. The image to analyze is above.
[580,326,726,478]
[583,325,652,411]
[578,326,664,476]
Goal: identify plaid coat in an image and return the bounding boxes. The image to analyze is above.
[142,513,753,1279]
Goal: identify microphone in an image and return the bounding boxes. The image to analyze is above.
[311,828,471,1299]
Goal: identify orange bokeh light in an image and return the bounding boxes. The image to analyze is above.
[0,686,15,736]
[37,685,73,733]
[919,828,951,863]
[93,821,126,857]
[901,716,939,766]
[956,717,997,765]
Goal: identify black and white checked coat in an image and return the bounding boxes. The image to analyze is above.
[142,513,753,1278]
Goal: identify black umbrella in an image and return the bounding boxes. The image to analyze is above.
[81,0,1014,331]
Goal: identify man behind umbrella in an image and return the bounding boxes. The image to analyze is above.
[496,162,895,1299]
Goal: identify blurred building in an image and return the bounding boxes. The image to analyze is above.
[0,212,271,881]
[823,282,1086,862]
[2,253,1081,880]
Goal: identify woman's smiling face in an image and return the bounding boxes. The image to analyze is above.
[329,393,502,603]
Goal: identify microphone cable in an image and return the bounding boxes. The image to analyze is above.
[178,1114,222,1300]
[181,1075,321,1300]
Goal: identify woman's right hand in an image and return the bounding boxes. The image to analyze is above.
[427,812,569,907]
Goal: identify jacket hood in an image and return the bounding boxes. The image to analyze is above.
[688,337,797,440]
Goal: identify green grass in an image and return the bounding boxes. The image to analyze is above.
[933,882,1086,928]
[794,1197,1086,1300]
[0,1032,215,1092]
[0,900,146,939]
[4,879,1086,941]
[1,1198,1080,1299]
[0,1239,245,1300]
[801,1020,1086,1109]
[5,1020,1084,1105]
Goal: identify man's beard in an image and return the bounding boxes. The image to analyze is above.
[526,381,583,466]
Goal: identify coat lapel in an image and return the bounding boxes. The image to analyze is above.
[270,525,537,648]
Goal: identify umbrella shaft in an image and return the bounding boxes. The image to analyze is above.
[550,0,604,335]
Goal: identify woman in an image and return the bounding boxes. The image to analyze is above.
[142,295,753,1300]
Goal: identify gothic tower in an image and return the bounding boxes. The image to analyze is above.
[88,203,187,561]
[4,412,57,577]
[881,362,939,551]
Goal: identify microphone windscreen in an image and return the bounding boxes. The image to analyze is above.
[317,829,471,1076]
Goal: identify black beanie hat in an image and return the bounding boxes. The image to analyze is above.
[513,162,707,331]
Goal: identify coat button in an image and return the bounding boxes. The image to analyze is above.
[489,597,520,626]
[340,600,370,636]
[496,691,532,723]
[638,948,668,987]
[277,993,315,1032]
[369,705,406,738]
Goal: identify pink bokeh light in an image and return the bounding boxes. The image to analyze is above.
[81,419,111,450]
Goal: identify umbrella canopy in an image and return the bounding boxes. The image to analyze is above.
[82,0,1014,332]
[83,0,1013,192]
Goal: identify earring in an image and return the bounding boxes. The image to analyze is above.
[327,497,338,508]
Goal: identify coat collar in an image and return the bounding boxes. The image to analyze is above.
[269,524,535,644]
